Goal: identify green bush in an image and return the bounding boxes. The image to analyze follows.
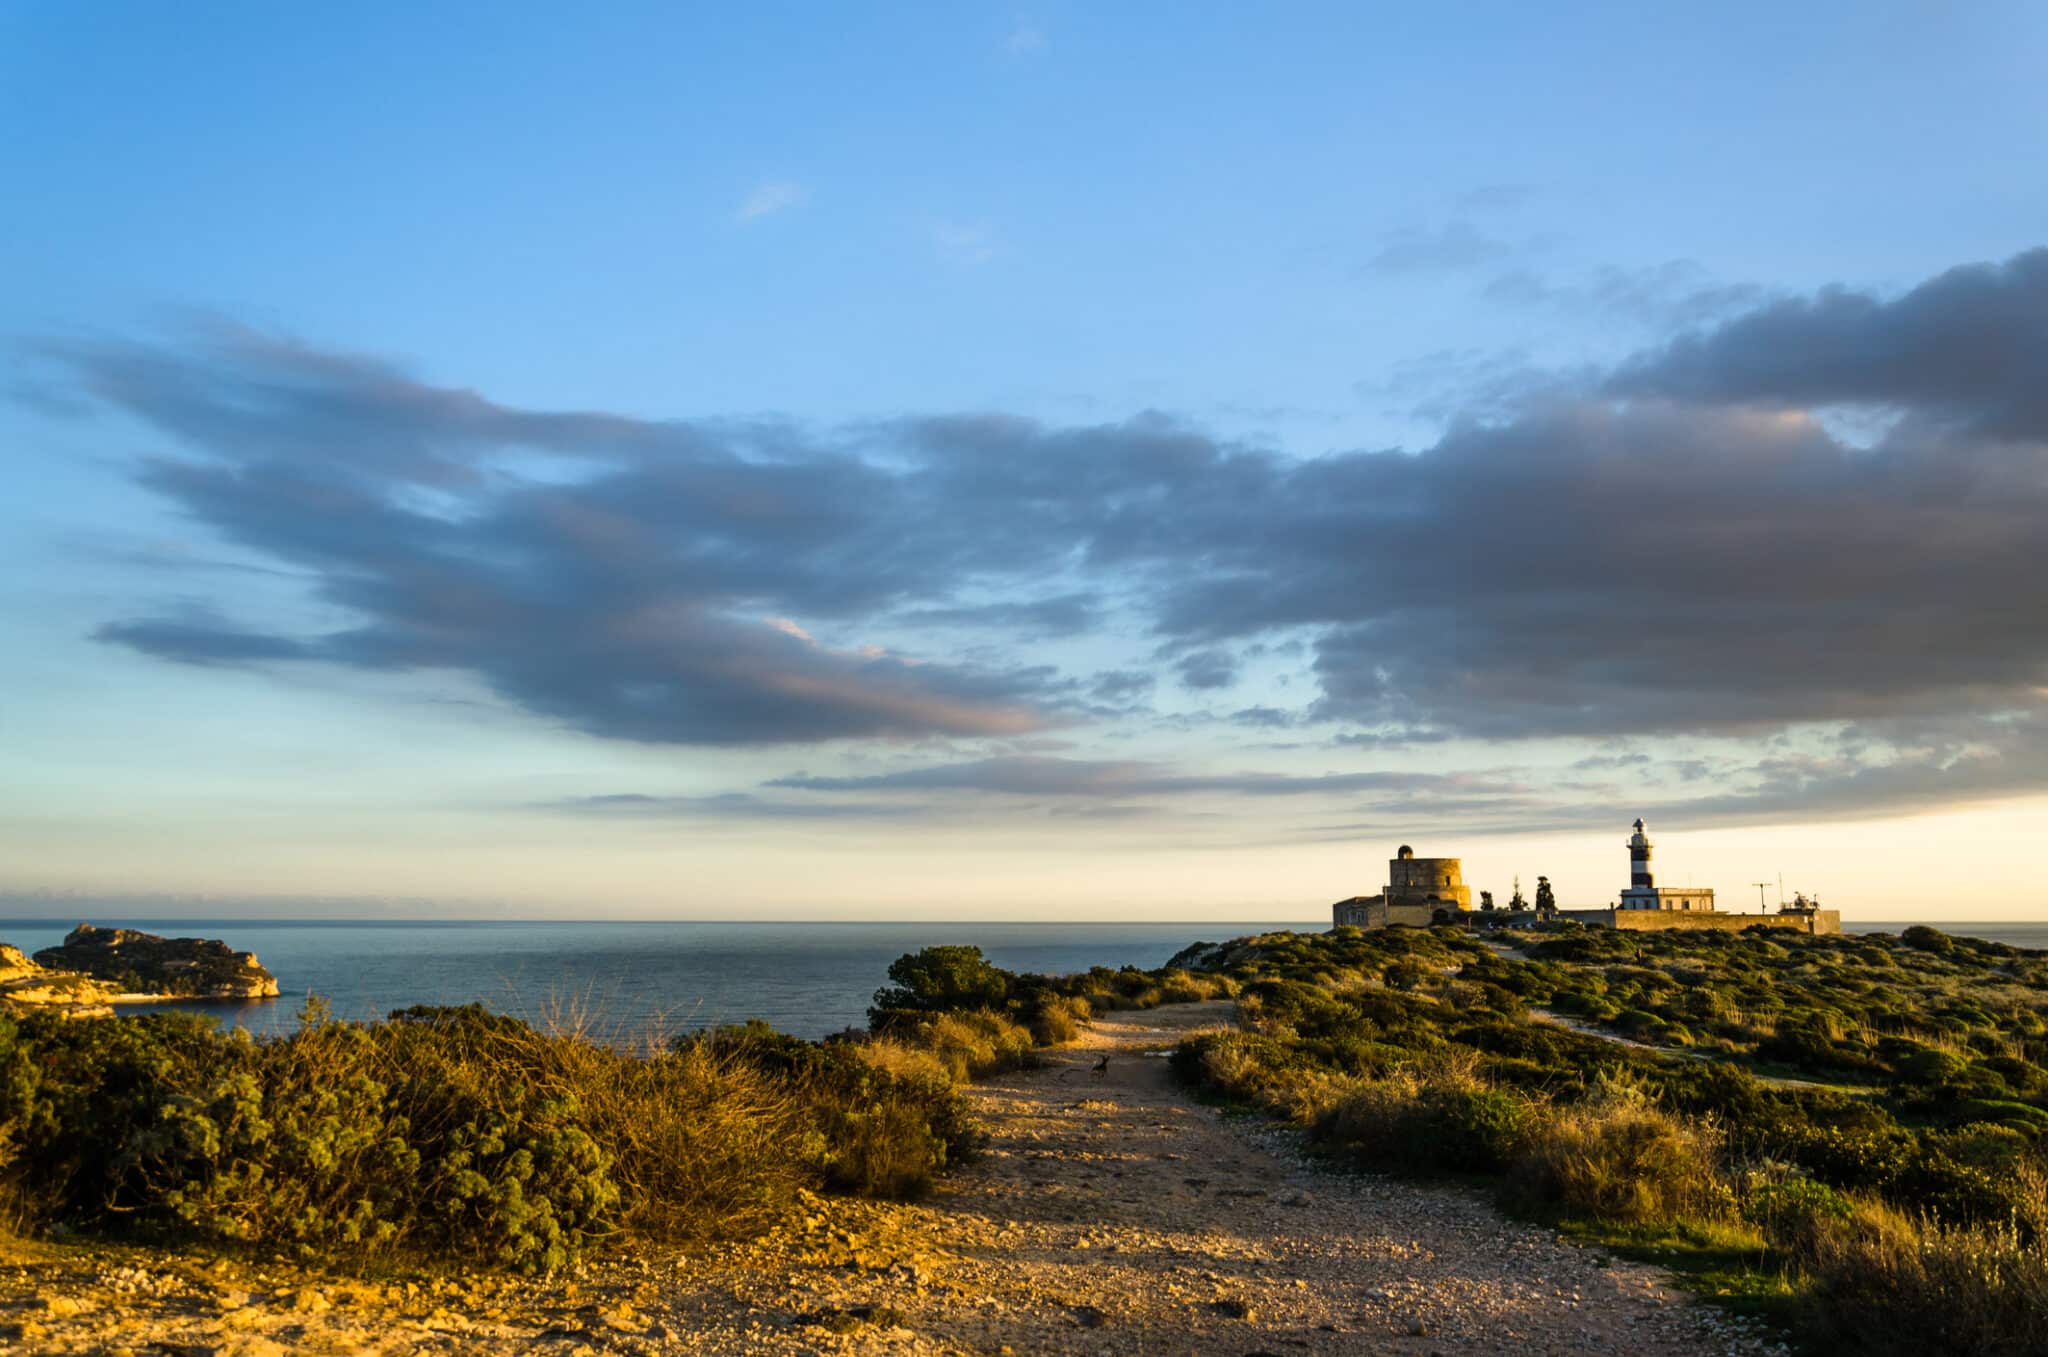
[1509,1098,1730,1226]
[685,1021,976,1199]
[868,945,1012,1028]
[1422,1086,1529,1172]
[0,997,988,1271]
[1742,1175,1852,1251]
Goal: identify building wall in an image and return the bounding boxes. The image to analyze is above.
[1333,896,1385,928]
[1332,896,1460,929]
[1620,887,1717,912]
[1591,908,1842,936]
[1386,856,1472,910]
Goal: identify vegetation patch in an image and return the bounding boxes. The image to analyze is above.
[1160,923,2048,1356]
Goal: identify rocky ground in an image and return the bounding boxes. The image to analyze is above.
[1,1003,1787,1355]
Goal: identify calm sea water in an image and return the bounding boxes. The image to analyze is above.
[4,918,2038,1042]
[1843,921,2048,950]
[0,920,1322,1041]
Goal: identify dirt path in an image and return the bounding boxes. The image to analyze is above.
[1,1005,1784,1356]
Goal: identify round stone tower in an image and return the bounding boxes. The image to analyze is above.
[1386,846,1471,910]
[1628,818,1654,889]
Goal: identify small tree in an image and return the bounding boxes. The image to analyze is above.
[1535,876,1556,913]
[869,945,1011,1028]
[1480,890,1495,911]
[1508,876,1527,910]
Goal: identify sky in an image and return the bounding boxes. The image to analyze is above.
[4,2,2047,921]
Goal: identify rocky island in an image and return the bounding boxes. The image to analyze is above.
[0,924,279,1014]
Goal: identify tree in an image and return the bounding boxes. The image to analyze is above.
[1508,876,1527,910]
[868,945,1011,1028]
[1535,876,1556,913]
[1480,890,1495,911]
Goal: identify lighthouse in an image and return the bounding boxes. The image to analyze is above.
[1619,816,1715,912]
[1628,818,1654,890]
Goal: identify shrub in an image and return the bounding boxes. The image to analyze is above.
[1508,1082,1729,1226]
[686,1022,976,1200]
[1384,960,1428,991]
[0,997,987,1272]
[1315,1075,1428,1165]
[868,946,1012,1028]
[1029,995,1090,1047]
[1899,925,1956,956]
[1798,1205,2048,1356]
[1313,1073,1529,1175]
[916,1010,1036,1082]
[1741,1173,1853,1252]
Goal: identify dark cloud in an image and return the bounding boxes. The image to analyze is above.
[1570,751,1653,772]
[1088,669,1155,707]
[95,616,319,665]
[54,326,1064,746]
[44,250,2048,821]
[1641,712,2048,827]
[1175,647,1239,690]
[895,593,1101,636]
[1332,728,1451,749]
[767,755,1516,801]
[1610,248,2048,441]
[545,792,916,820]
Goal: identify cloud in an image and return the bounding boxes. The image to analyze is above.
[1485,258,1764,329]
[95,615,319,665]
[1174,647,1238,690]
[545,792,915,820]
[52,325,1062,746]
[42,246,2048,821]
[768,754,1518,801]
[1229,705,1297,730]
[1365,222,1513,275]
[735,180,809,223]
[1088,669,1155,706]
[1609,248,2048,441]
[896,592,1101,636]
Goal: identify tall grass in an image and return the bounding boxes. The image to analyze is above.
[1507,1076,1731,1225]
[1797,1204,2048,1356]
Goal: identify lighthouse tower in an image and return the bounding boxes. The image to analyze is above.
[1619,816,1716,912]
[1628,818,1654,890]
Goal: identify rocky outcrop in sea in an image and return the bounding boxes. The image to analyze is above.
[23,924,280,1003]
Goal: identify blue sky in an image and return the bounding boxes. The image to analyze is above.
[5,3,2048,918]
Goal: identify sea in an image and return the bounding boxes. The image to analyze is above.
[0,919,1322,1041]
[3,917,2040,1042]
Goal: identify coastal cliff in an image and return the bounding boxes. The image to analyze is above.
[0,942,117,1015]
[14,924,280,1006]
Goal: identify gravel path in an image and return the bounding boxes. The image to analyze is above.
[0,1004,1786,1355]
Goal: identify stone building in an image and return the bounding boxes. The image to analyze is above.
[1332,845,1471,928]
